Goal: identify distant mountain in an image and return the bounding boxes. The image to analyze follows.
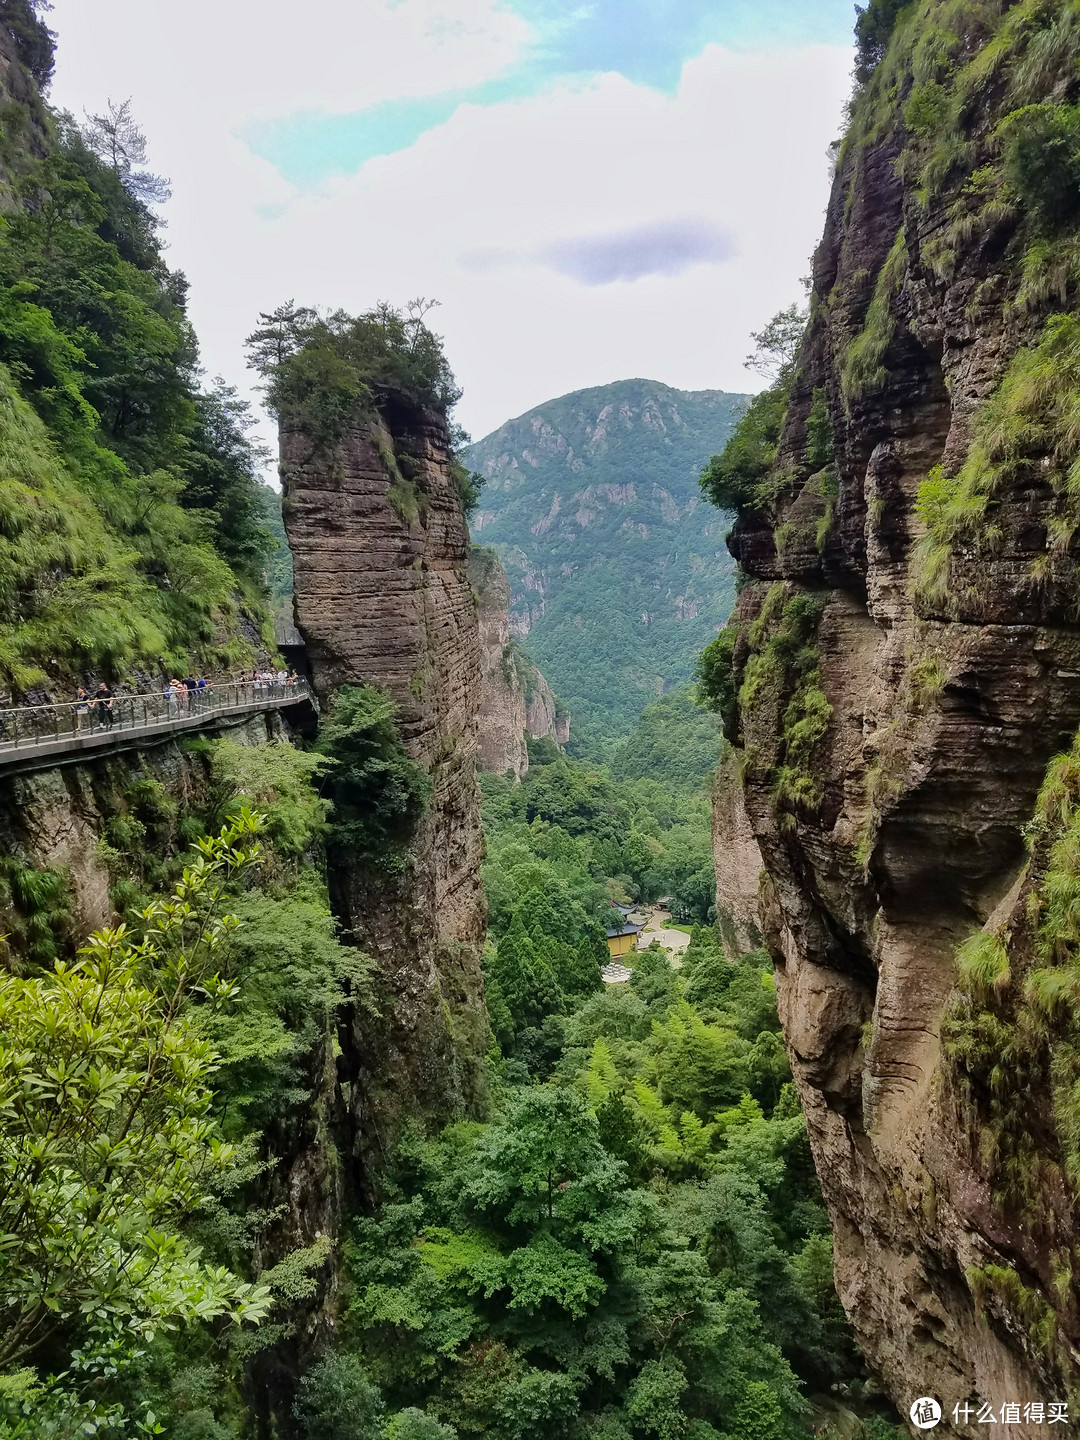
[464,379,747,745]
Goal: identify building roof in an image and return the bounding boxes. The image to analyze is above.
[605,923,644,939]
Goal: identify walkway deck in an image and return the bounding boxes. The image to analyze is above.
[0,681,315,775]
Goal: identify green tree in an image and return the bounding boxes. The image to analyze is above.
[293,1353,384,1440]
[182,380,275,584]
[465,1087,625,1232]
[0,0,54,87]
[315,686,431,869]
[82,98,171,203]
[854,0,909,84]
[490,916,560,1035]
[730,1380,784,1440]
[0,812,272,1369]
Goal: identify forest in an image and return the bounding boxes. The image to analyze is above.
[0,691,900,1439]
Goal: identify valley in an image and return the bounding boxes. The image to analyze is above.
[3,0,1080,1436]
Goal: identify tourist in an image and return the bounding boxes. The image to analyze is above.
[165,678,180,719]
[74,687,90,733]
[95,682,114,728]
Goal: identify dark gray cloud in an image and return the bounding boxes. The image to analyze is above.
[539,217,736,284]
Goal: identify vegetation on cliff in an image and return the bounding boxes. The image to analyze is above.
[692,0,1080,1405]
[0,61,279,692]
[246,299,462,443]
[0,726,378,1436]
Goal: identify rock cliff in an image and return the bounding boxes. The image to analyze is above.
[711,748,764,958]
[0,713,288,960]
[467,547,568,780]
[282,395,489,1140]
[717,3,1080,1425]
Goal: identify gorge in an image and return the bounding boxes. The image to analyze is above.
[5,0,1080,1437]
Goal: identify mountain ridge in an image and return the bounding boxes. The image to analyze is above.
[464,376,748,746]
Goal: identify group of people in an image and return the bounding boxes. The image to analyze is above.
[252,667,299,689]
[164,676,211,717]
[71,667,304,735]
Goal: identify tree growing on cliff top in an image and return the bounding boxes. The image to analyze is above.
[0,0,55,88]
[246,298,462,444]
[82,97,171,203]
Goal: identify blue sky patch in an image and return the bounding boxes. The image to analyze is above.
[244,0,854,186]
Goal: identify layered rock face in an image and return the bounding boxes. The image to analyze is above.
[711,749,763,958]
[468,546,569,780]
[282,396,489,1136]
[526,669,571,748]
[719,5,1080,1424]
[0,714,286,954]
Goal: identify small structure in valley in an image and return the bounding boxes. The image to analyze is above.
[605,921,644,958]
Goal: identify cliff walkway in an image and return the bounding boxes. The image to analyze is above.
[0,679,315,776]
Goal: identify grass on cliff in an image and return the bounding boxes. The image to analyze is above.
[0,98,281,691]
[839,232,908,405]
[945,722,1080,1222]
[0,363,251,690]
[914,313,1080,608]
[738,584,833,823]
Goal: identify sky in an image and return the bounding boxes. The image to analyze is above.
[47,0,855,451]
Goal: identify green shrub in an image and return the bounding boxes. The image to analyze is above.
[1000,102,1080,231]
[694,628,737,736]
[315,685,431,870]
[914,313,1080,606]
[293,1354,384,1440]
[737,587,832,818]
[955,932,1011,997]
[699,385,787,513]
[804,388,833,471]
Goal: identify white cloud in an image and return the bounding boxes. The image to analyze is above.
[47,3,851,449]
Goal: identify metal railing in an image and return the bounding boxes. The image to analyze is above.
[0,679,311,754]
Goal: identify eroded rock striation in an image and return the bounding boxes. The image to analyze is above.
[716,5,1080,1424]
[467,547,569,780]
[711,748,764,958]
[282,396,489,1138]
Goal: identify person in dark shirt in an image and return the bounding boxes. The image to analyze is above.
[95,682,114,727]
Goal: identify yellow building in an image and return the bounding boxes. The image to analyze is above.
[606,923,643,958]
